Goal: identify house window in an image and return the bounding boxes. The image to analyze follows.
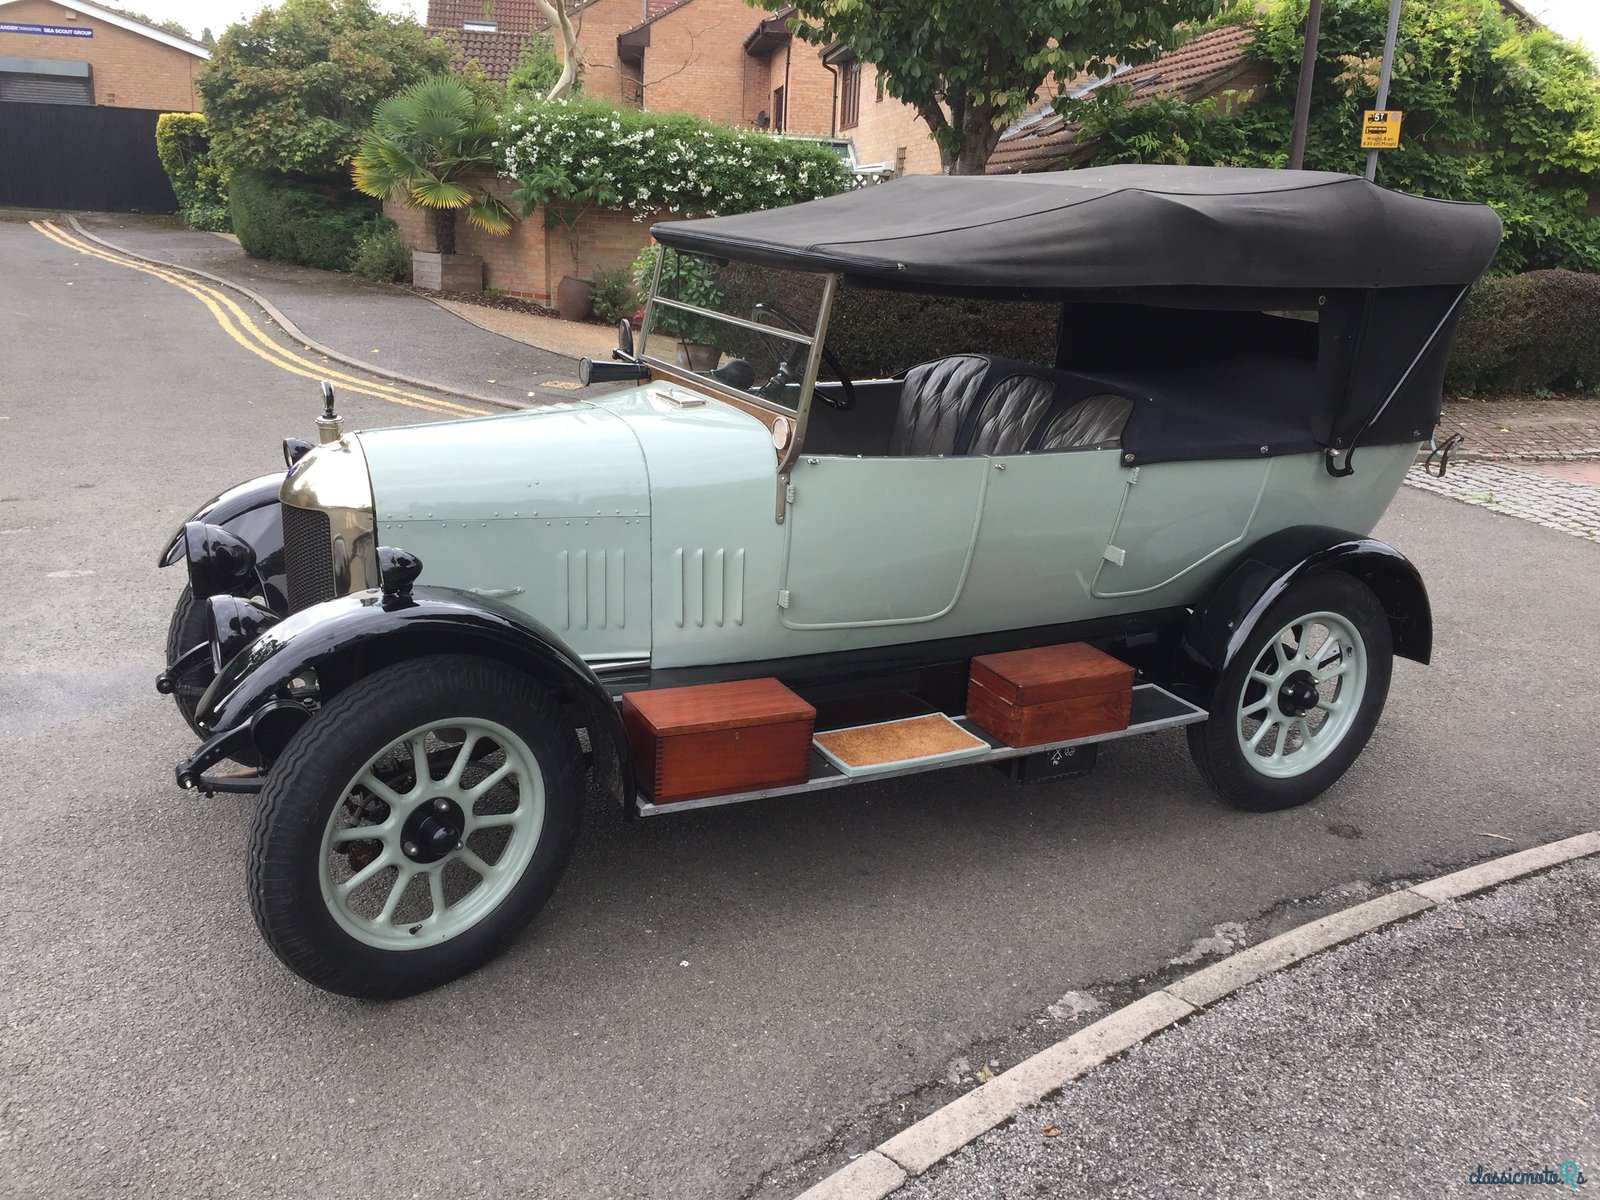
[840,58,861,129]
[771,85,786,133]
[462,20,497,32]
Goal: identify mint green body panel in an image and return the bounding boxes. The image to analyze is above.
[355,385,1416,671]
[360,402,653,662]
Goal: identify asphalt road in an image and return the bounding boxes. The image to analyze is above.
[902,857,1600,1199]
[2,216,1597,1200]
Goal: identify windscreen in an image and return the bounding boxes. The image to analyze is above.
[641,249,829,412]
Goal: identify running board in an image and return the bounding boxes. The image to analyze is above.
[633,682,1207,817]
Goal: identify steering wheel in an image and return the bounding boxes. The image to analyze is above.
[751,303,857,411]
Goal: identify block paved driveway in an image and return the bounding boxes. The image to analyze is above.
[2,218,1597,1200]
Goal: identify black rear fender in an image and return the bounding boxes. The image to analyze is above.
[1176,525,1431,703]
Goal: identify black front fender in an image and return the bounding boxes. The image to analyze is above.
[1176,525,1432,703]
[181,585,635,806]
[158,472,287,613]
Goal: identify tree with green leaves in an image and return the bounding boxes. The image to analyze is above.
[105,4,194,41]
[1073,0,1600,272]
[198,0,451,180]
[505,29,579,109]
[758,0,1225,174]
[351,75,514,255]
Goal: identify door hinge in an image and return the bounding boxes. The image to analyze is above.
[777,588,792,609]
[785,482,796,504]
[1103,544,1126,567]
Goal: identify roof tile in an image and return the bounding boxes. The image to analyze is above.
[437,26,530,82]
[988,25,1256,175]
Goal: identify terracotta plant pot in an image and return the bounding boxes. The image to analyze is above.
[556,275,594,322]
[675,342,721,371]
[413,251,483,294]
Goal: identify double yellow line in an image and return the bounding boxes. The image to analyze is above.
[30,220,490,420]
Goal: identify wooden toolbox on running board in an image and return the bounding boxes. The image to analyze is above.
[622,678,816,803]
[966,643,1134,748]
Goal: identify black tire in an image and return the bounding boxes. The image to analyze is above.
[248,655,584,999]
[163,584,212,737]
[1187,572,1393,812]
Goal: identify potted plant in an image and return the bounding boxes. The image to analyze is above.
[631,244,723,369]
[351,75,514,294]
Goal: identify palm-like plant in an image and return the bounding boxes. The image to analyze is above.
[351,75,514,256]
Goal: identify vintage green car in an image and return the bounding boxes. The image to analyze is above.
[159,166,1500,998]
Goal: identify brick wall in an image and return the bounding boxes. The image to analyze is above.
[569,0,649,106]
[637,0,750,126]
[0,0,203,110]
[637,0,835,135]
[385,175,657,303]
[840,62,944,175]
[777,41,834,136]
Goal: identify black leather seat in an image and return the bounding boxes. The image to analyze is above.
[890,354,1133,457]
[888,355,993,456]
[1035,394,1134,450]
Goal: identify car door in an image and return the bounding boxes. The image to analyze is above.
[776,455,988,630]
[1091,459,1274,598]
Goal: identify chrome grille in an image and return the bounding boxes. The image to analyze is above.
[282,503,335,612]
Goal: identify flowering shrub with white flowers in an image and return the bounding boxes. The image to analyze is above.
[500,97,851,223]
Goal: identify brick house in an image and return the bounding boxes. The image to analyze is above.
[813,26,1262,176]
[428,1,1261,179]
[987,26,1264,174]
[407,4,1260,298]
[0,0,206,108]
[413,0,843,300]
[429,0,834,136]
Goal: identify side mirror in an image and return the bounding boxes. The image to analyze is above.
[614,318,635,361]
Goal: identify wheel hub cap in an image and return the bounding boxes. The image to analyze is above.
[402,797,464,863]
[1277,671,1321,717]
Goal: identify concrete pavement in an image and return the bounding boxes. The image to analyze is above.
[73,213,587,406]
[2,216,1598,1200]
[896,852,1600,1200]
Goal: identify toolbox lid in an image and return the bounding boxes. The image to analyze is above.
[621,677,815,736]
[970,643,1135,707]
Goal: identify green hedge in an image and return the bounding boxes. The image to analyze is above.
[229,172,385,271]
[350,217,410,282]
[1447,270,1600,395]
[154,112,230,231]
[827,288,1058,379]
[502,97,849,219]
[837,274,1600,398]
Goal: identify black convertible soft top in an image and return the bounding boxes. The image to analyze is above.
[652,165,1503,293]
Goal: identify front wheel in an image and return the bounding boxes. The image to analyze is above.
[248,655,584,998]
[1187,573,1393,812]
[164,584,212,736]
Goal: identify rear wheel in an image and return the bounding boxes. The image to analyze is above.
[1187,573,1393,812]
[248,655,584,999]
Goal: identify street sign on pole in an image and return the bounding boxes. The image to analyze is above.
[1361,110,1403,149]
[1365,0,1403,180]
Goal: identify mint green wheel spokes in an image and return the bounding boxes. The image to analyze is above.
[318,717,546,950]
[1235,611,1367,780]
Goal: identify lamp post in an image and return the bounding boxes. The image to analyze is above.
[1287,0,1323,170]
[1365,0,1404,181]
